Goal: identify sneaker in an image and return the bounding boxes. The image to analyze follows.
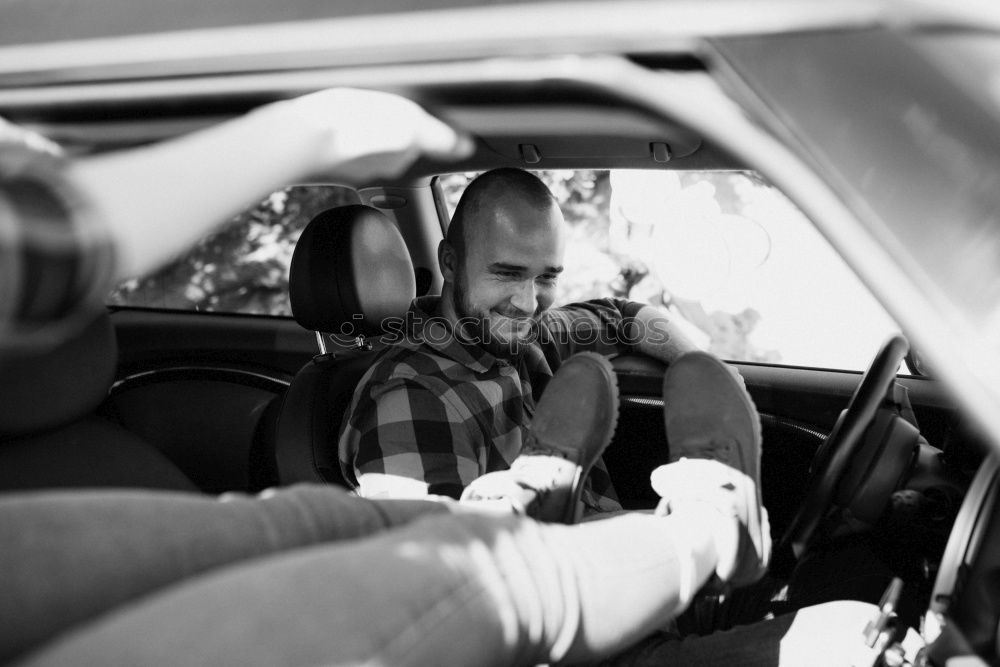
[513,351,619,524]
[660,351,769,586]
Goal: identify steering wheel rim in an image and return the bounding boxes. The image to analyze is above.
[778,334,909,560]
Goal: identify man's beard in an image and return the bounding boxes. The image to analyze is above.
[452,272,540,360]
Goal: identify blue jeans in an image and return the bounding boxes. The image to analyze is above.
[1,486,878,666]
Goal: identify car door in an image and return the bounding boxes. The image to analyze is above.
[103,186,358,493]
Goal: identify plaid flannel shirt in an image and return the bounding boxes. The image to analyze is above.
[338,295,645,512]
[0,145,114,348]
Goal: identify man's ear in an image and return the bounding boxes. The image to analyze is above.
[438,240,457,282]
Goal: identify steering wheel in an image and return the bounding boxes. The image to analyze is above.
[777,334,910,561]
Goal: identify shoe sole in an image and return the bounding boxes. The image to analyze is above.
[528,351,620,522]
[662,352,761,498]
[564,352,619,518]
[663,352,768,585]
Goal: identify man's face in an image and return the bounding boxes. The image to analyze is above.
[451,197,566,358]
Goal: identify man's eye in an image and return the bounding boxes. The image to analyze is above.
[537,275,559,285]
[496,271,519,278]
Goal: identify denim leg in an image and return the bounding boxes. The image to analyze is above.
[0,485,448,663]
[14,512,719,667]
[8,492,873,667]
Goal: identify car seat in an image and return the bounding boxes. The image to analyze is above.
[0,311,199,492]
[270,205,416,487]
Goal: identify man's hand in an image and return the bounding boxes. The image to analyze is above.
[266,88,474,182]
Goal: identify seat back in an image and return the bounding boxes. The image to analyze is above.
[0,311,197,492]
[272,205,416,486]
[273,351,377,486]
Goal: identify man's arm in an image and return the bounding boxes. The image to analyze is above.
[628,304,701,364]
[630,304,747,388]
[540,299,700,365]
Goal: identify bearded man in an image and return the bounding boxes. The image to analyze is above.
[339,168,703,511]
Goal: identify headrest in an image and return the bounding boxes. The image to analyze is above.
[289,205,416,336]
[0,310,117,437]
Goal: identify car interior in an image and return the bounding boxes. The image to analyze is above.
[2,10,999,663]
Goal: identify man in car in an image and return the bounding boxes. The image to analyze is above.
[339,167,710,513]
[0,90,884,666]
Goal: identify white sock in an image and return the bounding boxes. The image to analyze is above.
[651,459,745,581]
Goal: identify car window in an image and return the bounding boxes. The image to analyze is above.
[107,185,360,316]
[437,169,902,372]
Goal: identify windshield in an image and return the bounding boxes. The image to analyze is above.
[713,26,1000,445]
[439,169,900,371]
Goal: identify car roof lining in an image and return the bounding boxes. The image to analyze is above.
[2,55,747,179]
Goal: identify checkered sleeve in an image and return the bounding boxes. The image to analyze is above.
[0,142,115,349]
[538,298,644,363]
[346,378,482,499]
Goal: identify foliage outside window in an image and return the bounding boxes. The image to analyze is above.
[107,185,359,315]
[438,170,901,370]
[109,169,901,371]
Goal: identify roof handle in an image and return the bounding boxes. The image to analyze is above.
[651,142,672,162]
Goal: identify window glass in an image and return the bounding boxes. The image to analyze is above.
[107,185,359,316]
[438,170,902,371]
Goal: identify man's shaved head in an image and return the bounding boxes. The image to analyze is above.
[438,168,566,358]
[446,168,559,260]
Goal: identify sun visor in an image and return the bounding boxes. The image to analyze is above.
[445,105,701,161]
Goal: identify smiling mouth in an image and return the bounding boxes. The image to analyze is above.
[491,309,533,322]
[489,312,535,338]
[492,316,533,333]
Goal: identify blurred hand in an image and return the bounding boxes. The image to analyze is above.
[268,88,473,181]
[0,116,62,156]
[70,87,472,279]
